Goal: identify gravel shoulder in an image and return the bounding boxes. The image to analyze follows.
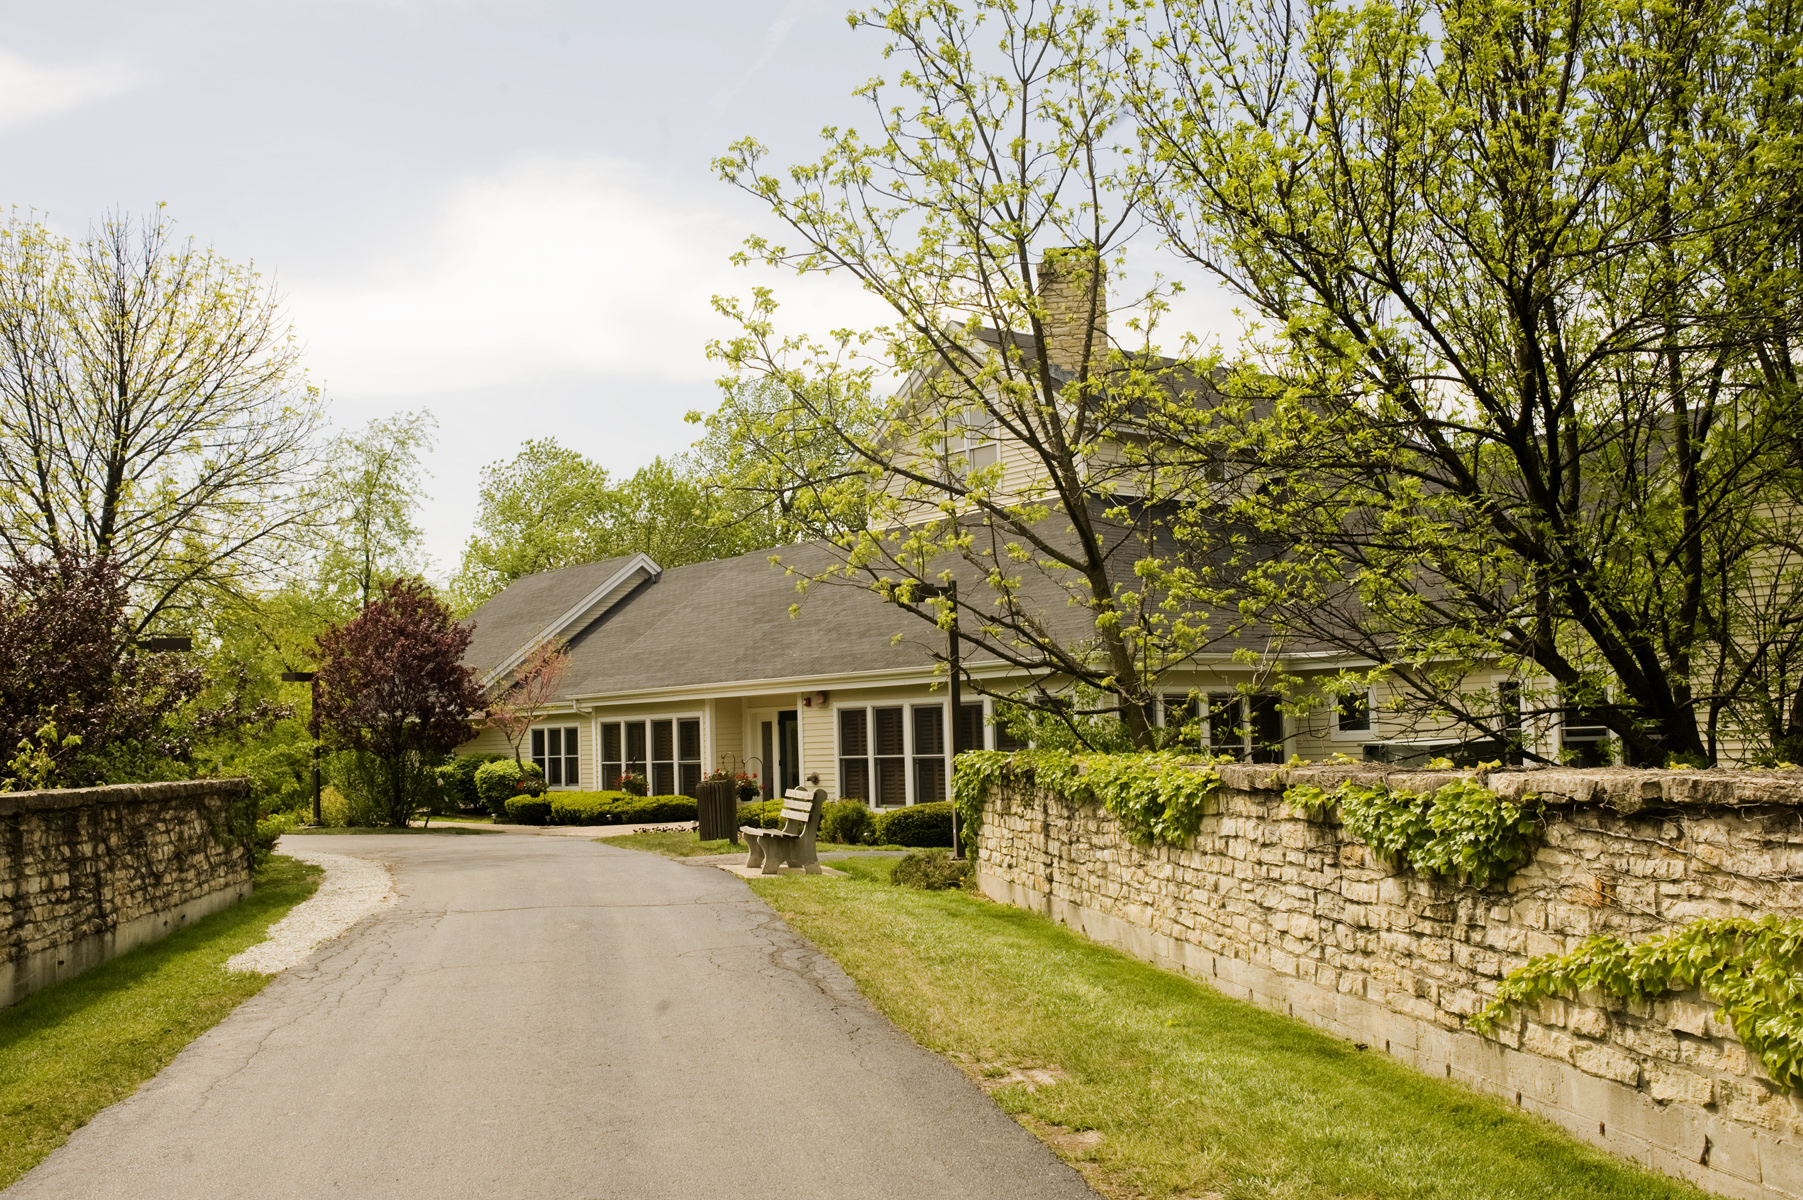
[222,843,394,975]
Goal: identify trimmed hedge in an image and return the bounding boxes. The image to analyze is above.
[549,791,698,826]
[505,795,552,825]
[875,801,955,847]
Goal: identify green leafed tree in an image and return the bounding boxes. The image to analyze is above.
[709,0,1247,748]
[450,438,783,612]
[1129,0,1803,764]
[315,410,436,612]
[449,438,616,611]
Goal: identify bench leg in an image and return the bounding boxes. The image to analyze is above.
[760,841,786,875]
[743,831,764,869]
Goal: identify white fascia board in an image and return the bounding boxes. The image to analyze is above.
[566,659,1029,708]
[565,655,1285,710]
[1269,651,1382,669]
[480,553,662,690]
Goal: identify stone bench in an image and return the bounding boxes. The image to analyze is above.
[741,786,826,875]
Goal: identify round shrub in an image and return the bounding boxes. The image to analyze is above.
[505,795,551,825]
[892,848,971,890]
[439,752,506,812]
[820,799,874,846]
[875,800,954,847]
[475,759,545,818]
[319,785,350,827]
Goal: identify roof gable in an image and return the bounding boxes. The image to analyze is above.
[463,553,661,688]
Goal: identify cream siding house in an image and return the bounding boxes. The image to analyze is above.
[456,254,1590,797]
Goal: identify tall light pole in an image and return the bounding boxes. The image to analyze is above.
[913,582,964,858]
[281,671,321,825]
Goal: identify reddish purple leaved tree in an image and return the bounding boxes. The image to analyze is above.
[313,578,484,825]
[0,552,221,787]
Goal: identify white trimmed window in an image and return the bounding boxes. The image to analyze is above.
[1332,691,1373,738]
[596,716,703,795]
[840,703,949,806]
[1206,693,1248,759]
[946,405,1000,479]
[532,726,580,788]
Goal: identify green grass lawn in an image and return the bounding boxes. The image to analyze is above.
[0,854,324,1189]
[601,830,752,856]
[604,830,908,858]
[749,858,1711,1200]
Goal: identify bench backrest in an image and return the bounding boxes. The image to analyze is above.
[781,786,825,834]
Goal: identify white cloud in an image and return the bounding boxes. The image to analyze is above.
[0,47,139,131]
[289,156,883,397]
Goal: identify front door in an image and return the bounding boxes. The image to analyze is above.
[777,709,800,793]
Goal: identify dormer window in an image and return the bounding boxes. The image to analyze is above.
[948,405,1000,479]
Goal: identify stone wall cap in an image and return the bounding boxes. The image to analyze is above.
[0,778,250,817]
[1206,763,1803,816]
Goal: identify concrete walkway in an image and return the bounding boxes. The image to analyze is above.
[428,817,691,837]
[4,834,1097,1200]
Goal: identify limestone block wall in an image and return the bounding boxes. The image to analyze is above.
[1,779,254,1008]
[975,764,1803,1200]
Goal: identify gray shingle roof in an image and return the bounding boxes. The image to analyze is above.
[463,543,950,697]
[464,524,1287,702]
[461,554,643,679]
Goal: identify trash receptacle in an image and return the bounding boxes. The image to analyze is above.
[697,778,739,843]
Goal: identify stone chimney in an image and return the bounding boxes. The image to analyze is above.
[1035,247,1107,372]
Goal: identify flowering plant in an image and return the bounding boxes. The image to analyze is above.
[613,771,648,797]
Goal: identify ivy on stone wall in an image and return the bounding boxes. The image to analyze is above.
[952,750,1227,848]
[1469,917,1803,1094]
[1284,776,1544,888]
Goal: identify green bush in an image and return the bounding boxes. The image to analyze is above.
[875,801,954,847]
[317,782,383,827]
[892,848,972,890]
[549,792,698,825]
[326,747,444,827]
[475,758,545,818]
[737,799,781,829]
[251,812,294,865]
[439,752,506,811]
[820,799,874,846]
[505,795,552,825]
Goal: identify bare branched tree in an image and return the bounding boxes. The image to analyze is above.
[0,209,324,631]
[485,639,572,765]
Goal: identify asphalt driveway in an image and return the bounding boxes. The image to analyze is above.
[4,833,1097,1200]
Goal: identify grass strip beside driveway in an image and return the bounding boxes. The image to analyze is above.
[749,859,1710,1200]
[0,854,324,1190]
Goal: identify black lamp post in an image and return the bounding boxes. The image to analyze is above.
[281,671,321,826]
[911,582,965,858]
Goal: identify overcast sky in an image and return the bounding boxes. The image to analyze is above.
[3,0,1237,576]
